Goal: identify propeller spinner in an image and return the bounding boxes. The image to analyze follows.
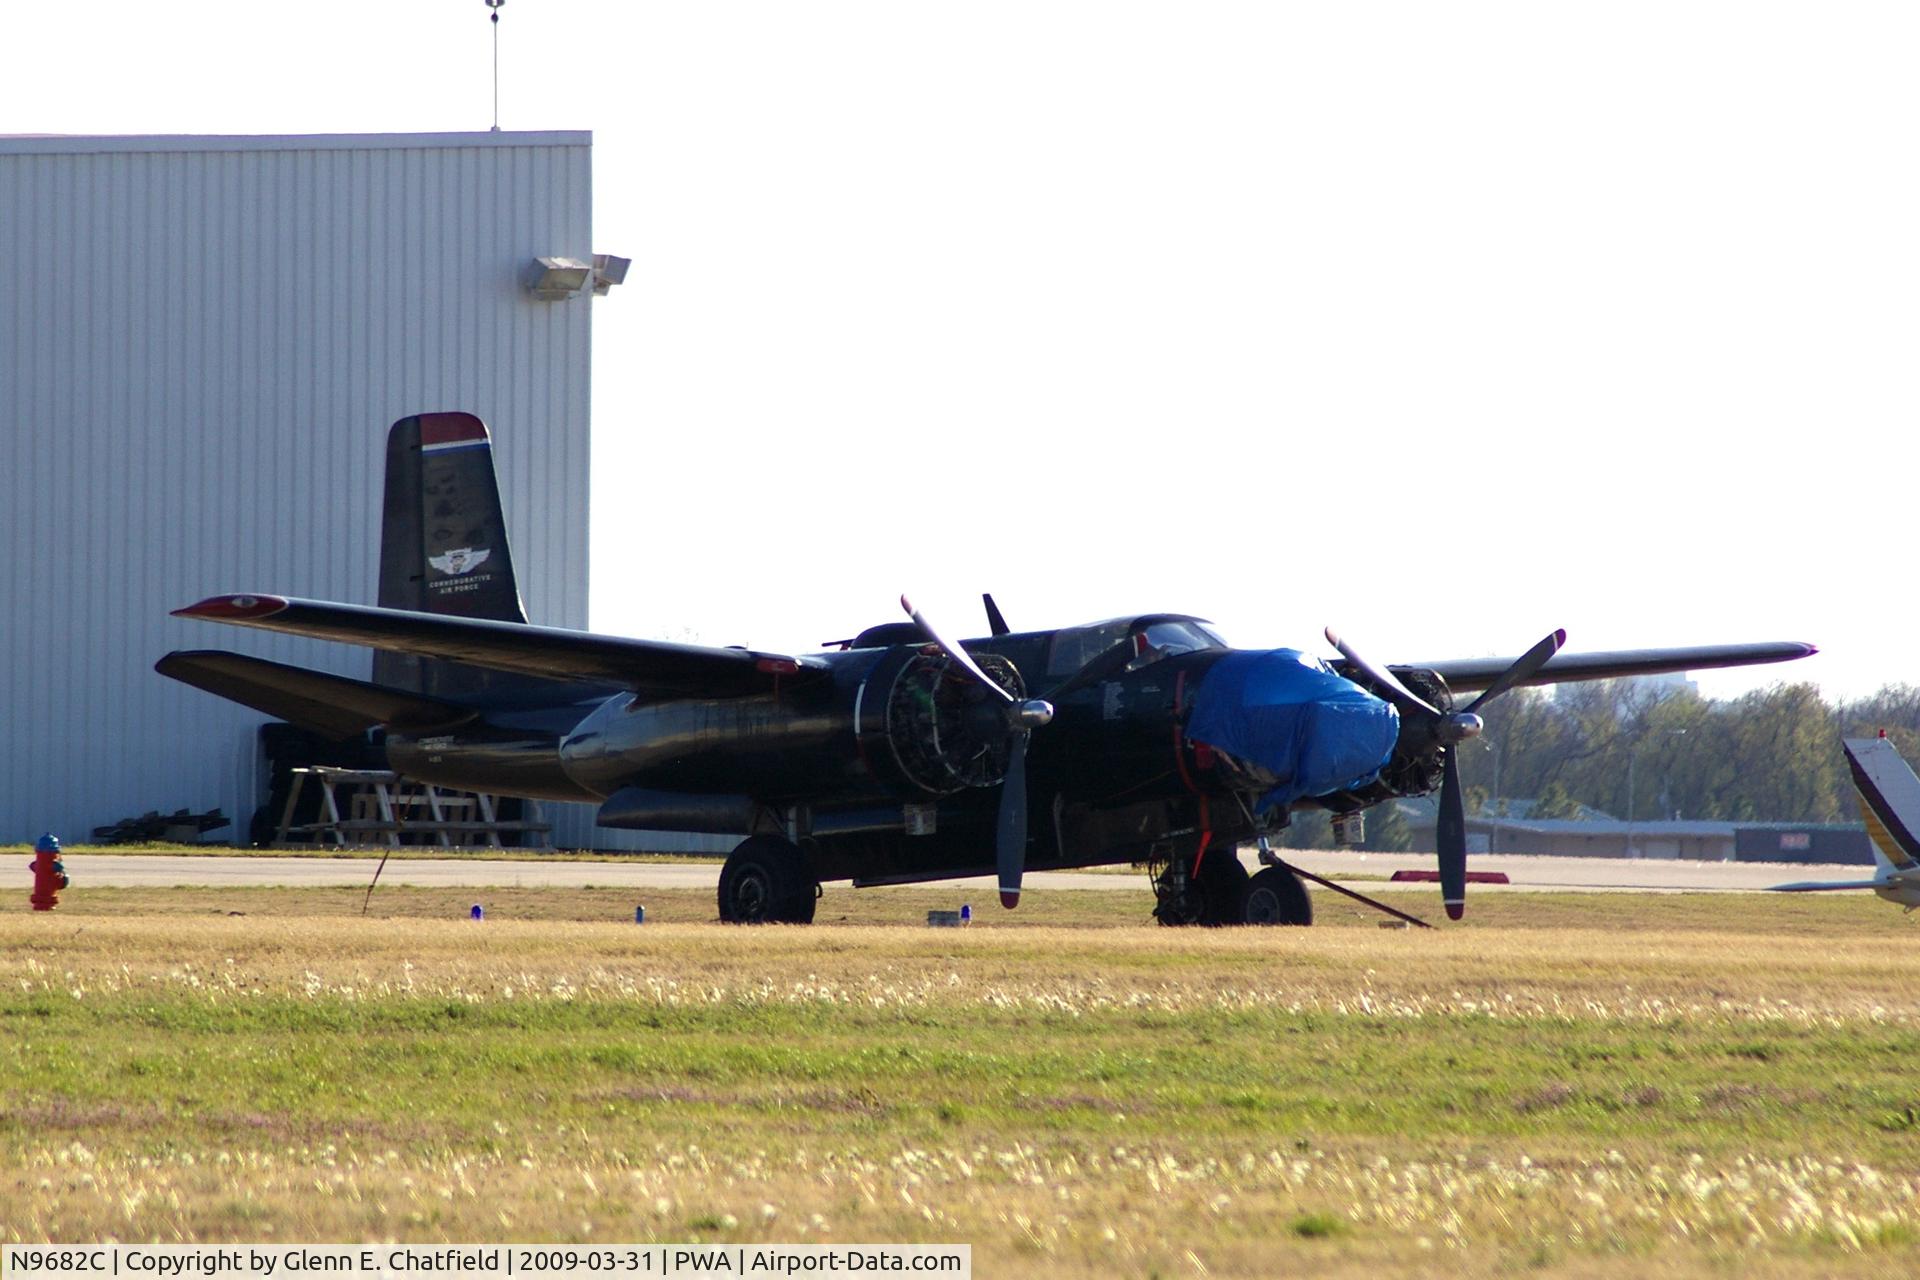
[901,596,1053,908]
[899,596,1149,909]
[1326,626,1565,920]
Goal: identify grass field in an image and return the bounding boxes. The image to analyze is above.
[3,884,1918,1277]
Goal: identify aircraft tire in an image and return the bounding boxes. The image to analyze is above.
[1195,854,1251,927]
[718,835,818,924]
[1242,866,1313,927]
[1152,889,1204,927]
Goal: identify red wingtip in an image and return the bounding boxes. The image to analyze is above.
[1445,902,1465,921]
[172,594,291,621]
[1000,891,1020,909]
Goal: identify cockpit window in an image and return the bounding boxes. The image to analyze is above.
[1129,621,1229,669]
[1045,621,1134,676]
[1046,618,1227,676]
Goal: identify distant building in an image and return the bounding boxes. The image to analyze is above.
[1551,670,1698,713]
[1731,824,1871,865]
[1397,799,1869,863]
[1621,671,1699,703]
[0,131,624,847]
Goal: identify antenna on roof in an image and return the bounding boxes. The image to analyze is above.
[486,0,506,132]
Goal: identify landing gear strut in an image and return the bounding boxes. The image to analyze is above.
[1149,851,1200,926]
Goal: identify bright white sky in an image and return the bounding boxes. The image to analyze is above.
[8,3,1914,699]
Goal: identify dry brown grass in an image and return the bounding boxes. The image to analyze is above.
[4,907,1914,1026]
[12,1134,1918,1278]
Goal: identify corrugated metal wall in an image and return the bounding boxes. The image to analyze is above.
[0,132,616,847]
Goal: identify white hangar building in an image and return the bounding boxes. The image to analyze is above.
[0,130,626,848]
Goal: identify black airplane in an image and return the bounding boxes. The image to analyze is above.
[159,413,1816,927]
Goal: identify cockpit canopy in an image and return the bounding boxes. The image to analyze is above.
[837,613,1227,672]
[1045,615,1228,676]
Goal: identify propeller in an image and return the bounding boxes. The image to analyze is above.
[1325,626,1565,920]
[901,596,1056,908]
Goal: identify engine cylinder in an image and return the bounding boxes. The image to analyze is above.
[856,648,1026,796]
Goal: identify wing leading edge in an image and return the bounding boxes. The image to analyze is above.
[171,595,831,698]
[1412,641,1816,694]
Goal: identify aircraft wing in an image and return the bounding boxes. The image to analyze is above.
[172,595,832,697]
[156,650,478,740]
[1411,642,1816,693]
[1768,879,1886,892]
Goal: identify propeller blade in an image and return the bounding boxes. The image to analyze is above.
[1436,748,1466,920]
[997,732,1030,908]
[1463,629,1567,716]
[1325,626,1441,720]
[983,593,1011,637]
[901,594,1013,704]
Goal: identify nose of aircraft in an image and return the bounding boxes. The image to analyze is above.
[1184,648,1400,811]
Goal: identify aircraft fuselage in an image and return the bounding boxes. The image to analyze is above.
[383,635,1253,880]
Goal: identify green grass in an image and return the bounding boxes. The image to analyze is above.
[8,986,1917,1157]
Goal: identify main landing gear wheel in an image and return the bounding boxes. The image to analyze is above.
[1152,853,1252,927]
[718,835,818,924]
[1195,854,1251,927]
[1242,865,1313,926]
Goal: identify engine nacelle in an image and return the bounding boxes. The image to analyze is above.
[854,647,1027,797]
[555,645,1030,805]
[1317,662,1457,803]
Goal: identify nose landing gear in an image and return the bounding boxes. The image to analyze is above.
[1149,830,1439,928]
[1150,848,1311,927]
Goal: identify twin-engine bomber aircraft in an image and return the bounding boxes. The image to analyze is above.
[159,413,1816,926]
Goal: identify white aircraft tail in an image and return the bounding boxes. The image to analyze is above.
[1844,735,1920,875]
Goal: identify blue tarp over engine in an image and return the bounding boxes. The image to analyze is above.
[1186,649,1399,812]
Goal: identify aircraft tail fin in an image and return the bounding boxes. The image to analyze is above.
[1843,735,1920,874]
[157,650,476,742]
[376,412,528,693]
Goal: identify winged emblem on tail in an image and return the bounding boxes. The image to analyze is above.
[428,547,491,576]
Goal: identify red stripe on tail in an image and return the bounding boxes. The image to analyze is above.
[418,412,489,447]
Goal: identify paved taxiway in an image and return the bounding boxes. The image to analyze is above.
[55,851,1861,894]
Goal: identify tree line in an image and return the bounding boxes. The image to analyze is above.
[1280,681,1920,852]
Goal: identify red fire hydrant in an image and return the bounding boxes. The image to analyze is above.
[30,833,68,911]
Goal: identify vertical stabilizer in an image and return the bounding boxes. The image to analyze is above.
[1843,736,1920,874]
[376,413,528,693]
